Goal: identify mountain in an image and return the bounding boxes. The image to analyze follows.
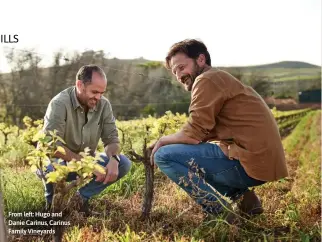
[226,61,321,69]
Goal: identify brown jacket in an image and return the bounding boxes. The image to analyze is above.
[181,68,288,181]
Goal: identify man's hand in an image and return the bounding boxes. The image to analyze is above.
[148,132,200,166]
[218,141,233,160]
[54,145,83,162]
[94,169,106,182]
[103,158,119,184]
[149,138,165,166]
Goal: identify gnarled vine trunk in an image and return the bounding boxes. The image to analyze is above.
[141,158,154,220]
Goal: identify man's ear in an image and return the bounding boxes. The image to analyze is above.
[76,80,83,89]
[197,54,206,66]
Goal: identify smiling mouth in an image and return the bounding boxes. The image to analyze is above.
[90,100,97,105]
[181,76,190,84]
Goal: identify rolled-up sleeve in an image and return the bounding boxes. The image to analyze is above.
[101,100,120,146]
[43,100,66,138]
[181,77,226,141]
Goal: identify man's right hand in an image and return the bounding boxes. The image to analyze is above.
[148,141,159,168]
[217,141,233,160]
[93,169,106,182]
[54,145,83,162]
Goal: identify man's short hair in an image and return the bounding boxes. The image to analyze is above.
[76,64,106,84]
[165,39,211,69]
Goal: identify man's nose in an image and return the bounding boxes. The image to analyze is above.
[95,93,101,100]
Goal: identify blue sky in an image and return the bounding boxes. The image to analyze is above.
[0,0,320,72]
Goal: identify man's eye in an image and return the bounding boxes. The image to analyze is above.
[173,66,183,75]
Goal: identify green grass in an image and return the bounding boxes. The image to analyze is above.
[0,162,151,212]
[282,110,316,154]
[291,111,321,221]
[282,110,321,239]
[1,168,44,214]
[95,162,147,199]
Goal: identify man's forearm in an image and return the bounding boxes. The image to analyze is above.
[150,130,200,165]
[161,130,200,146]
[104,143,121,157]
[54,145,82,162]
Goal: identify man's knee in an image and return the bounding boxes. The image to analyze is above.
[105,155,131,180]
[154,145,173,166]
[119,155,132,175]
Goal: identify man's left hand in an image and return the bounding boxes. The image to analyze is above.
[149,138,165,166]
[103,158,119,184]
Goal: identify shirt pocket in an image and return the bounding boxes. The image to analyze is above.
[90,120,103,145]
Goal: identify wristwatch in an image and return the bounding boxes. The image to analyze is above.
[111,155,120,163]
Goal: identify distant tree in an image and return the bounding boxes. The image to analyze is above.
[226,67,244,82]
[225,67,272,98]
[5,48,44,125]
[47,50,83,98]
[141,104,156,117]
[247,70,272,98]
[0,73,9,122]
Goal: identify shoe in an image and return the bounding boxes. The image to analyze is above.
[238,190,264,217]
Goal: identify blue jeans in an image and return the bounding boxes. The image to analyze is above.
[36,153,132,203]
[154,143,265,215]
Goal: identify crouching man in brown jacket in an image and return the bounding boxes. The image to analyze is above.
[150,39,288,223]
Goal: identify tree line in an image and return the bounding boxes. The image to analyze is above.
[0,48,272,126]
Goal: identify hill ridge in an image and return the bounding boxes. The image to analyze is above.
[218,61,320,69]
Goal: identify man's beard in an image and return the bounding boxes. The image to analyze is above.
[77,93,92,110]
[192,64,204,80]
[182,63,205,91]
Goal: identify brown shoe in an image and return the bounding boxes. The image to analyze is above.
[238,190,263,217]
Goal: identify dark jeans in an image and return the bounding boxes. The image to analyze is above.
[154,143,265,215]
